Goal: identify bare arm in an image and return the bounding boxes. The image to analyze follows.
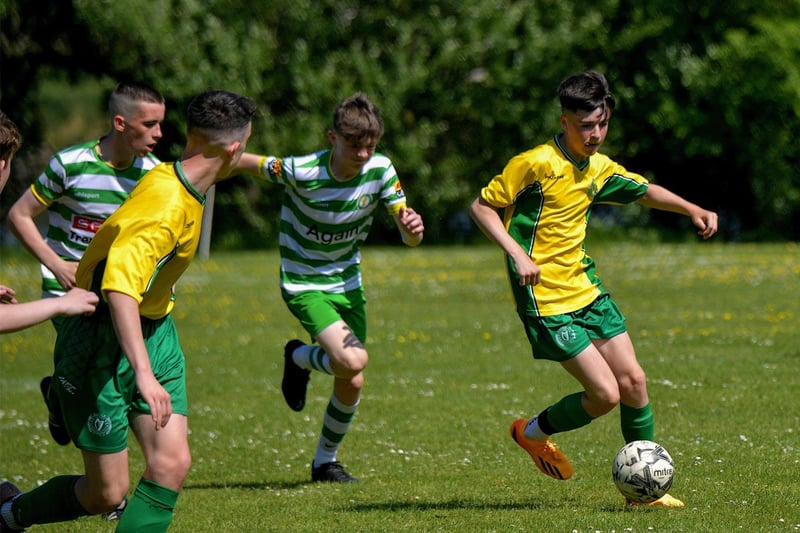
[638,184,719,240]
[106,291,172,429]
[8,189,79,289]
[392,207,425,247]
[232,152,264,176]
[0,287,98,334]
[469,197,541,286]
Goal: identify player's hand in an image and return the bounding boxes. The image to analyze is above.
[51,259,79,290]
[512,253,541,286]
[0,285,18,304]
[135,372,173,430]
[58,288,99,316]
[399,207,424,235]
[691,209,719,240]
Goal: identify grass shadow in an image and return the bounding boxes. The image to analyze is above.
[345,498,540,512]
[184,479,310,491]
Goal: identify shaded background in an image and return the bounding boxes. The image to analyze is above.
[2,0,799,247]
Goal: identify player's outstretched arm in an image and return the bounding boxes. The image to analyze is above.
[0,287,98,334]
[232,152,265,176]
[637,184,719,240]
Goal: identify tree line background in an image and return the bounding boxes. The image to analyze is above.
[2,0,799,247]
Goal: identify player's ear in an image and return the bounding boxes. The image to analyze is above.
[113,114,126,133]
[226,140,242,160]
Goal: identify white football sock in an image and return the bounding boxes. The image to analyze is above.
[523,416,550,441]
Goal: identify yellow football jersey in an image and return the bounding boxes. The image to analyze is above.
[77,162,206,319]
[480,134,649,317]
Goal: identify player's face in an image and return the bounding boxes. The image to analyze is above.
[121,101,165,157]
[328,130,377,181]
[560,106,611,162]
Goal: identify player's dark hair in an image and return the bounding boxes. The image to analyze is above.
[186,90,257,143]
[332,92,384,143]
[558,70,616,114]
[0,110,22,161]
[108,82,165,118]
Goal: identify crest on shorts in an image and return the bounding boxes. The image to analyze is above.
[87,413,113,437]
[554,325,578,348]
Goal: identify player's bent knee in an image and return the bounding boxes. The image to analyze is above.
[332,349,368,377]
[618,368,647,398]
[587,386,620,415]
[349,372,365,390]
[145,450,192,486]
[83,484,129,515]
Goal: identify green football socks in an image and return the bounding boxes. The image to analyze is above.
[620,402,655,442]
[115,478,178,533]
[6,475,87,527]
[547,392,594,433]
[314,394,358,466]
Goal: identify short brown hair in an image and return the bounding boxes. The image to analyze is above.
[332,92,384,143]
[0,110,21,162]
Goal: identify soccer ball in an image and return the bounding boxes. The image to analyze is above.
[612,440,675,503]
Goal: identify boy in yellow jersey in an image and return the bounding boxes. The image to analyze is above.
[0,90,256,532]
[470,70,718,507]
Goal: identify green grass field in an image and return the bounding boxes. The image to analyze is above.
[1,242,798,532]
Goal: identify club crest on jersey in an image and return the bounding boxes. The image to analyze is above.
[357,194,372,209]
[588,178,599,199]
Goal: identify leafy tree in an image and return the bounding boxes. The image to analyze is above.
[2,0,798,244]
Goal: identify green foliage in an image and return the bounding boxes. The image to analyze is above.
[1,243,798,531]
[2,0,799,242]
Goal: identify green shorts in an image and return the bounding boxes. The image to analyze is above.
[52,311,187,453]
[282,288,367,342]
[520,293,627,362]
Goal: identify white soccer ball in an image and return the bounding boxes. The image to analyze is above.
[612,440,675,503]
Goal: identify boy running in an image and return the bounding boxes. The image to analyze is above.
[236,92,424,482]
[0,89,257,532]
[470,70,718,507]
[8,82,165,454]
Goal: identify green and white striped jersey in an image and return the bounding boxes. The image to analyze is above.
[29,139,160,295]
[258,149,407,295]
